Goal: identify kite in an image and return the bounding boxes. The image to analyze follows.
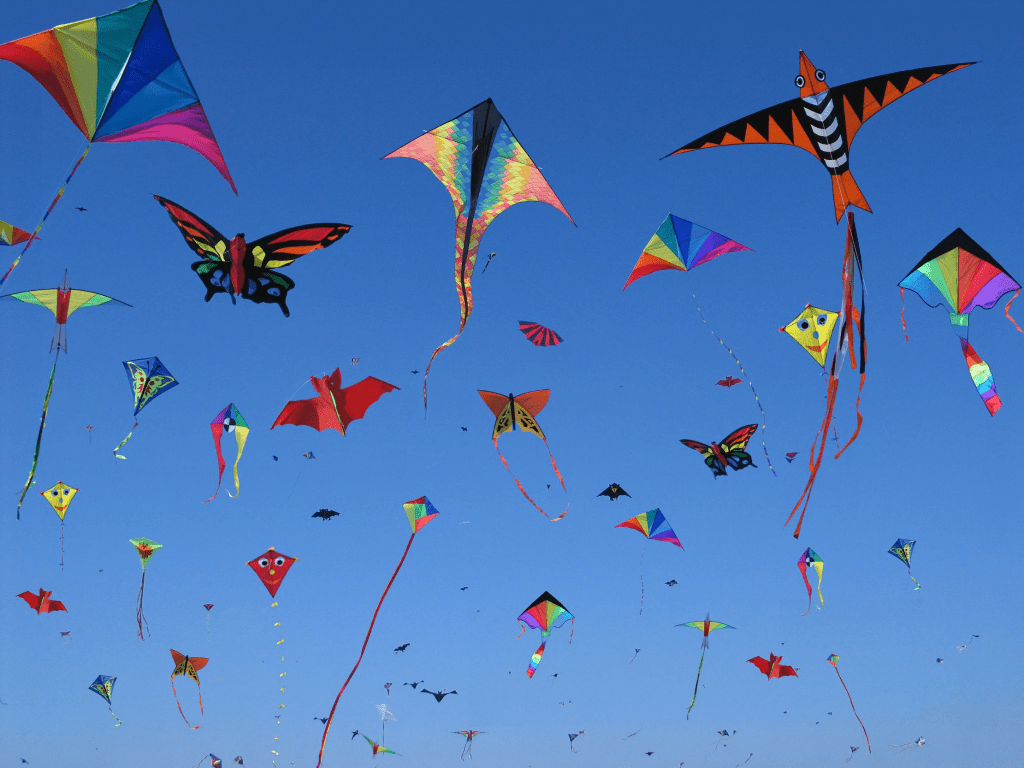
[18,588,68,614]
[361,734,395,757]
[890,738,925,754]
[394,644,410,654]
[1,271,129,516]
[847,746,860,763]
[519,321,563,347]
[130,538,161,640]
[0,0,236,288]
[272,369,398,435]
[747,653,798,680]
[664,51,973,222]
[40,481,78,567]
[827,654,871,753]
[302,452,316,460]
[114,357,178,459]
[785,452,798,463]
[312,509,339,521]
[1,220,33,246]
[478,390,567,520]
[154,197,350,316]
[888,539,921,589]
[384,683,392,695]
[665,579,678,586]
[899,229,1021,415]
[785,215,866,539]
[598,483,630,500]
[568,732,584,753]
[402,680,423,688]
[780,305,839,367]
[717,376,742,387]
[680,425,758,478]
[676,613,734,719]
[316,497,439,767]
[85,425,94,442]
[351,357,360,366]
[88,675,121,726]
[706,730,732,759]
[422,688,458,702]
[204,403,249,502]
[190,755,222,768]
[384,98,574,412]
[203,603,214,636]
[518,591,574,678]
[376,703,396,746]
[170,649,208,729]
[481,252,497,272]
[454,731,484,760]
[798,548,825,615]
[615,509,683,615]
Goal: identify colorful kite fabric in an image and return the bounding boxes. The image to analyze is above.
[681,424,758,478]
[18,588,68,614]
[454,731,484,761]
[785,452,798,463]
[317,498,439,767]
[828,654,871,753]
[205,404,249,502]
[888,539,921,589]
[899,229,1021,415]
[114,357,178,458]
[717,376,742,387]
[170,649,208,729]
[89,674,121,726]
[677,613,734,719]
[154,197,351,316]
[1,220,33,246]
[798,548,825,615]
[781,305,839,367]
[518,592,574,678]
[665,51,973,222]
[130,537,162,639]
[519,321,563,346]
[246,548,298,599]
[616,509,683,616]
[478,390,567,521]
[384,98,574,412]
[272,369,398,436]
[623,214,752,289]
[361,735,395,757]
[747,653,798,680]
[41,481,77,522]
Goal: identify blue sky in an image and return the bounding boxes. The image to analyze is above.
[1,1,1021,766]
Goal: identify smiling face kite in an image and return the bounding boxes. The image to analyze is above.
[41,481,78,521]
[246,548,297,598]
[781,305,838,367]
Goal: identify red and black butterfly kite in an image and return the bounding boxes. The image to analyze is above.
[680,425,758,478]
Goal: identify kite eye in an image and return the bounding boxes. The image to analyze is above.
[797,319,810,331]
[816,313,829,326]
[274,556,286,567]
[815,69,826,81]
[51,490,58,497]
[258,557,269,568]
[794,75,805,88]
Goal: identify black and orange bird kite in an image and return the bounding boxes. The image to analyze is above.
[665,52,973,221]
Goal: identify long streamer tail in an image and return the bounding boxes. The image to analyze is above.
[171,678,201,729]
[960,338,1001,415]
[692,294,775,475]
[801,566,813,616]
[638,545,646,617]
[527,641,546,678]
[114,421,139,460]
[687,647,706,720]
[835,668,870,753]
[108,706,122,727]
[136,571,150,640]
[16,355,58,519]
[493,437,567,521]
[908,570,921,590]
[317,532,416,767]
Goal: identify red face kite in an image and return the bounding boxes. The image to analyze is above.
[246,548,297,598]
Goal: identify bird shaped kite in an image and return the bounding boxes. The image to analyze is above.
[478,390,566,521]
[598,483,631,500]
[114,357,178,459]
[1,219,33,246]
[170,649,208,729]
[798,548,825,615]
[665,51,973,222]
[748,653,798,680]
[681,425,758,478]
[781,305,839,367]
[828,654,871,754]
[899,229,1021,415]
[205,403,249,502]
[616,509,683,615]
[272,369,398,436]
[312,508,339,521]
[154,196,350,316]
[454,731,484,760]
[41,481,78,567]
[89,675,121,726]
[384,98,574,412]
[785,452,798,463]
[888,539,921,589]
[361,734,395,757]
[717,376,742,387]
[519,321,563,347]
[422,688,458,702]
[518,592,574,678]
[677,613,734,718]
[18,588,68,615]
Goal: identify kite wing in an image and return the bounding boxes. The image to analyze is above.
[272,370,343,433]
[154,196,231,262]
[249,224,352,269]
[519,321,563,346]
[776,663,799,678]
[17,591,43,612]
[679,439,725,477]
[336,376,400,431]
[719,424,759,470]
[624,215,752,289]
[478,389,550,439]
[1,220,33,246]
[747,656,773,676]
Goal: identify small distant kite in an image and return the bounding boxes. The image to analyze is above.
[680,425,758,477]
[827,654,870,754]
[272,369,398,435]
[568,731,584,753]
[890,738,925,755]
[302,452,316,460]
[717,376,742,387]
[170,649,208,729]
[351,357,359,366]
[84,425,94,442]
[785,452,798,463]
[598,483,630,500]
[519,321,563,347]
[481,252,497,272]
[130,538,162,640]
[394,644,410,654]
[454,730,484,760]
[18,588,67,614]
[422,688,458,702]
[748,653,798,680]
[88,674,121,726]
[204,403,249,502]
[665,579,678,587]
[518,592,573,678]
[798,548,824,615]
[312,509,339,521]
[677,613,734,718]
[888,539,921,589]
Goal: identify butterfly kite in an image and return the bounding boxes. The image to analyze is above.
[170,649,208,729]
[615,509,683,615]
[384,98,574,412]
[272,369,398,435]
[114,357,178,459]
[828,654,871,754]
[798,548,824,615]
[154,196,350,316]
[664,51,973,222]
[130,537,162,640]
[888,539,921,589]
[205,403,249,502]
[0,0,235,288]
[41,481,78,567]
[453,730,484,761]
[478,390,566,520]
[747,653,798,680]
[676,613,734,719]
[899,228,1021,415]
[1,270,129,516]
[88,675,121,726]
[519,321,563,347]
[680,424,758,478]
[518,591,574,678]
[18,588,68,615]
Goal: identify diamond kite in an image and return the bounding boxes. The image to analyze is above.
[114,357,178,459]
[88,675,121,726]
[130,538,162,639]
[798,548,824,615]
[205,404,249,502]
[828,654,871,754]
[781,305,839,367]
[518,592,574,678]
[888,539,921,590]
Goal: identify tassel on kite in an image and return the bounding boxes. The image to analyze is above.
[205,403,249,501]
[130,538,162,640]
[797,548,824,615]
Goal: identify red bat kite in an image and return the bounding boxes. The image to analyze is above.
[748,653,798,680]
[271,369,398,435]
[716,376,742,387]
[17,588,67,614]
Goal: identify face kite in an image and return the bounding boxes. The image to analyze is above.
[665,51,973,221]
[798,548,825,615]
[272,369,398,436]
[519,321,563,347]
[781,305,839,367]
[681,425,758,478]
[205,403,249,502]
[170,649,208,729]
[384,98,574,413]
[518,592,574,678]
[154,197,350,316]
[888,539,921,589]
[246,548,298,598]
[41,482,77,521]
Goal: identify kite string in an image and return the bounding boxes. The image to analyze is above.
[16,353,58,519]
[834,667,871,753]
[0,142,90,288]
[691,293,776,476]
[317,531,416,768]
[686,646,706,720]
[638,542,646,618]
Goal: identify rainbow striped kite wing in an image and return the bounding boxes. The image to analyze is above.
[615,509,683,548]
[624,215,751,289]
[0,0,235,191]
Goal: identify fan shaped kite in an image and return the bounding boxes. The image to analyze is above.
[616,509,683,615]
[519,321,563,346]
[623,214,751,289]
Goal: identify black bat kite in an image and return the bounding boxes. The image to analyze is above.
[598,483,630,501]
[422,688,458,702]
[272,369,397,435]
[312,509,339,521]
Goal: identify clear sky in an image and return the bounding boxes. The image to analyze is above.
[1,1,1021,767]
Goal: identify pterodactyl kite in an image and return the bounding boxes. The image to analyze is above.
[18,588,68,614]
[130,538,162,640]
[798,548,824,615]
[677,613,734,719]
[170,649,208,729]
[681,425,758,478]
[422,688,458,702]
[616,509,683,616]
[454,731,484,760]
[519,321,563,347]
[717,376,742,387]
[1,270,129,516]
[518,591,574,678]
[114,357,178,459]
[384,98,574,412]
[664,51,973,222]
[827,654,871,754]
[204,403,248,502]
[41,481,78,567]
[272,369,397,435]
[478,390,566,521]
[888,539,921,589]
[361,734,395,757]
[747,653,798,680]
[598,483,631,500]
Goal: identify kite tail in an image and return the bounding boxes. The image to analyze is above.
[800,565,813,616]
[527,641,546,678]
[60,522,65,570]
[16,354,58,519]
[960,338,1001,416]
[1005,288,1022,332]
[638,544,646,617]
[229,433,247,498]
[204,437,227,503]
[113,421,139,460]
[686,646,706,720]
[816,566,825,610]
[171,678,201,729]
[835,215,867,460]
[108,706,122,727]
[273,600,287,764]
[900,287,909,341]
[835,668,871,753]
[136,571,150,640]
[907,570,921,590]
[317,531,416,768]
[0,143,89,288]
[692,293,775,476]
[422,324,465,416]
[493,437,567,521]
[785,376,839,538]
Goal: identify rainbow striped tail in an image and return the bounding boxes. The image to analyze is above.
[527,641,546,678]
[960,338,1001,415]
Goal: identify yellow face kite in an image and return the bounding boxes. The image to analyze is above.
[41,481,78,521]
[781,305,838,367]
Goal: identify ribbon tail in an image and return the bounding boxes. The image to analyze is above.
[527,641,546,678]
[686,647,706,720]
[16,355,58,519]
[495,436,566,521]
[114,421,139,460]
[960,338,1001,415]
[228,429,247,499]
[909,570,921,590]
[800,564,812,616]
